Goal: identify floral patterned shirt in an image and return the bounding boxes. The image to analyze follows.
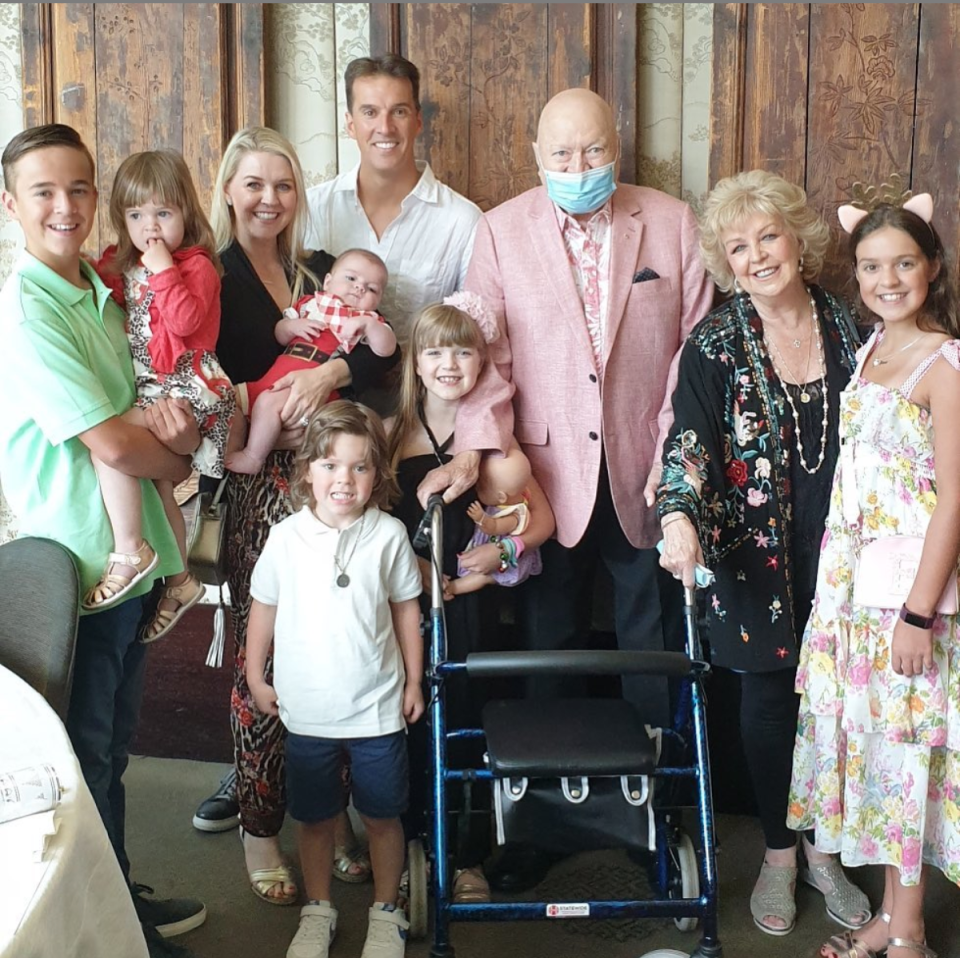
[554,200,612,378]
[656,285,860,671]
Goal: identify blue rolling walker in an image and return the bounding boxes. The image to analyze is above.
[407,498,723,958]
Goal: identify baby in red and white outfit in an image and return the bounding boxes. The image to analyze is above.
[227,249,396,474]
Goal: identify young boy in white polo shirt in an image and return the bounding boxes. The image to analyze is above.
[246,400,423,958]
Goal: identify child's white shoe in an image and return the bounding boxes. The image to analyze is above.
[287,901,337,958]
[360,902,409,958]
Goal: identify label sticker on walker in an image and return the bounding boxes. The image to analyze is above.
[545,903,590,918]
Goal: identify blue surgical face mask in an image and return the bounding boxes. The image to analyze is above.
[541,160,618,215]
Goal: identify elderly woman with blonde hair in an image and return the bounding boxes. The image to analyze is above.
[654,170,870,940]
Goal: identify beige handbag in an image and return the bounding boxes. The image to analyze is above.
[187,478,229,586]
[186,478,230,667]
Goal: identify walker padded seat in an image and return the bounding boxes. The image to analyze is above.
[482,698,658,778]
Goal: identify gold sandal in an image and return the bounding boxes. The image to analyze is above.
[820,911,891,958]
[821,932,880,958]
[240,827,298,905]
[332,842,371,883]
[82,540,158,609]
[453,867,490,903]
[887,941,937,958]
[141,573,204,643]
[248,864,298,906]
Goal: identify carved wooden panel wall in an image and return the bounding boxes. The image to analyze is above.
[370,3,639,211]
[711,3,960,289]
[20,3,264,253]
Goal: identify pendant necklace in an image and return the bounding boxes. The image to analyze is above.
[872,332,922,366]
[333,511,366,588]
[763,293,830,474]
[764,294,816,402]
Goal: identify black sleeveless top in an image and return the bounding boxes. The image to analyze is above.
[392,408,477,577]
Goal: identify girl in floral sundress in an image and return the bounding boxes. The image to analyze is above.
[87,150,236,642]
[788,193,960,958]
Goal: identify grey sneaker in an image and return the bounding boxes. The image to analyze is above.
[360,903,409,958]
[287,902,338,958]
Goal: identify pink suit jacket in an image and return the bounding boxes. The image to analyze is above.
[455,184,714,549]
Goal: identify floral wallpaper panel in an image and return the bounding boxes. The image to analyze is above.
[267,3,369,189]
[680,4,713,211]
[637,2,714,214]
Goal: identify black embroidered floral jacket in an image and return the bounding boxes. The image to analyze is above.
[656,285,859,671]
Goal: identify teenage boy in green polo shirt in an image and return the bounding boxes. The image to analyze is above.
[0,124,205,957]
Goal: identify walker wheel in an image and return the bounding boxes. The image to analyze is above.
[669,830,700,932]
[407,838,428,939]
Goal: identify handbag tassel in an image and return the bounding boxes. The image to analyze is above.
[204,585,227,668]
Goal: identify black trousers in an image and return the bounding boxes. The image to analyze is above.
[737,667,803,850]
[515,465,682,728]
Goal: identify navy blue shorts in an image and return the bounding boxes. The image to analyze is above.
[286,730,409,823]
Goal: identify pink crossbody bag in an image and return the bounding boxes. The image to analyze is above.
[852,537,958,614]
[845,338,959,614]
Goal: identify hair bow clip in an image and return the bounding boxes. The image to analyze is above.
[442,291,499,343]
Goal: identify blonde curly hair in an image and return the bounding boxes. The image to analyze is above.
[698,169,830,293]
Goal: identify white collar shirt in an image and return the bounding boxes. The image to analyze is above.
[249,506,422,738]
[306,161,482,347]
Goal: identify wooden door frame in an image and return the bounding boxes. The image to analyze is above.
[368,3,641,186]
[709,2,749,186]
[19,3,264,134]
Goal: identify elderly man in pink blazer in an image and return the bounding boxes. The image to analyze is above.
[423,87,713,725]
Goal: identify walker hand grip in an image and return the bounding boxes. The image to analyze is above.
[413,494,445,550]
[464,649,694,679]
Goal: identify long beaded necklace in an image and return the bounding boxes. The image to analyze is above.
[762,294,830,475]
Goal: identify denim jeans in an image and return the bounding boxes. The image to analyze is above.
[66,594,147,881]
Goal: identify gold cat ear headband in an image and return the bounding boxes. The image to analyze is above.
[837,174,934,234]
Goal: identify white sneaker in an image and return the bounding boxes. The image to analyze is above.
[287,902,338,958]
[360,903,409,958]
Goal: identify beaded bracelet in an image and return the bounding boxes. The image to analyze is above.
[490,534,520,571]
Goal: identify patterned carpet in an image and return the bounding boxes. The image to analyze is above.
[133,603,235,763]
[535,856,660,945]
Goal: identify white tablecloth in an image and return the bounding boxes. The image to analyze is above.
[0,665,148,958]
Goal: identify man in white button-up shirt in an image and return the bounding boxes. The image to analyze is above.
[306,55,481,350]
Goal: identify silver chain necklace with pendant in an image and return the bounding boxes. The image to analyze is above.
[872,332,923,366]
[333,511,366,588]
